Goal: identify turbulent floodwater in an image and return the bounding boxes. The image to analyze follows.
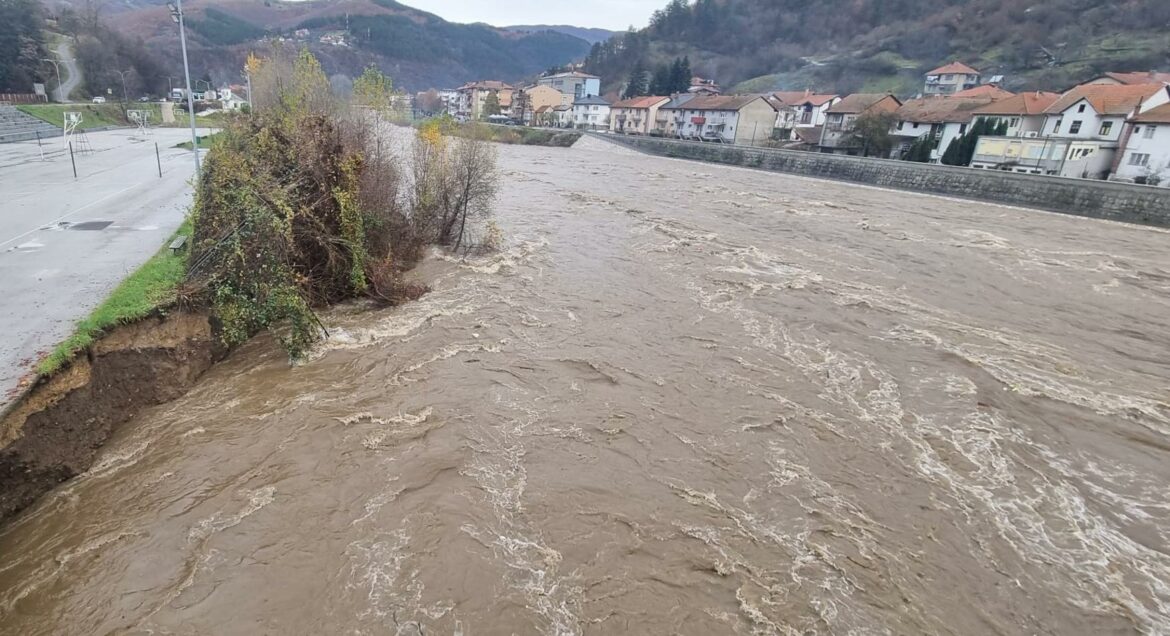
[2,137,1170,635]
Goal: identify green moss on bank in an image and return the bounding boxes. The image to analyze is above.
[37,218,192,376]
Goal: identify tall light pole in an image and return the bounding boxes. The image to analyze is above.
[168,0,200,179]
[113,69,132,106]
[41,58,63,102]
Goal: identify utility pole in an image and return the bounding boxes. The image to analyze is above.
[161,75,175,95]
[169,0,201,179]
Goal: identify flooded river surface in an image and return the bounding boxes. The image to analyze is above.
[2,137,1170,635]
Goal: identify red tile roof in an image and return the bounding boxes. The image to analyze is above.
[1130,103,1170,123]
[1046,83,1167,116]
[927,61,980,76]
[611,96,671,109]
[680,95,773,112]
[894,96,996,124]
[973,91,1061,116]
[773,90,838,107]
[953,84,1014,99]
[1102,71,1170,86]
[826,93,902,115]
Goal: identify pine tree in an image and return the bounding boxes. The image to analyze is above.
[624,60,649,99]
[483,91,500,118]
[650,64,671,95]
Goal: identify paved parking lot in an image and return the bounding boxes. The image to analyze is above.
[0,127,211,410]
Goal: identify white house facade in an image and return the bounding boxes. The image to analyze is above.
[572,95,611,130]
[1114,104,1170,184]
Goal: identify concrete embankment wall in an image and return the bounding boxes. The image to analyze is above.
[594,134,1170,227]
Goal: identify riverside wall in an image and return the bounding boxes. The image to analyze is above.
[595,134,1170,227]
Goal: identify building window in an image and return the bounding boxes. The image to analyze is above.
[943,74,953,81]
[1010,117,1020,127]
[1069,121,1082,134]
[897,121,904,131]
[1099,121,1113,136]
[1053,119,1063,134]
[959,123,968,135]
[1144,125,1157,139]
[1129,153,1150,167]
[1077,104,1086,113]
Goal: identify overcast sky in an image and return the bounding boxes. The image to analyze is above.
[404,0,663,30]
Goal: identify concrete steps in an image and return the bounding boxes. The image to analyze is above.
[0,105,64,144]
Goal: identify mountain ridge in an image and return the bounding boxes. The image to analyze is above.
[584,0,1170,97]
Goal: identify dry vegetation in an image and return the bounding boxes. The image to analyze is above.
[185,45,499,359]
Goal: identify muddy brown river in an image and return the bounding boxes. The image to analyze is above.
[2,137,1169,635]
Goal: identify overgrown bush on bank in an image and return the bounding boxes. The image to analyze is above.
[416,116,582,147]
[185,47,498,360]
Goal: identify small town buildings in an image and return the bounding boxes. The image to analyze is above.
[1113,104,1170,184]
[456,81,514,120]
[572,95,611,130]
[537,71,601,105]
[673,95,778,145]
[819,93,902,154]
[653,94,697,137]
[217,85,248,111]
[924,62,981,96]
[971,82,1170,178]
[512,84,563,123]
[772,90,840,138]
[552,104,574,128]
[970,91,1061,137]
[610,96,671,135]
[890,95,1004,162]
[438,89,459,116]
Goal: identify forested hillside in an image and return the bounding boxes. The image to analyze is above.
[0,0,49,93]
[27,0,591,92]
[585,0,1170,96]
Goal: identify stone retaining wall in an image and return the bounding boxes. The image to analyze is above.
[595,134,1170,227]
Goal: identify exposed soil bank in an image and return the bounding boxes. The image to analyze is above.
[0,312,222,523]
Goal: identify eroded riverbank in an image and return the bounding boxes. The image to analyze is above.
[1,137,1168,634]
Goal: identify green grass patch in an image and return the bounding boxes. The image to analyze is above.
[17,103,165,129]
[175,132,220,150]
[37,218,192,376]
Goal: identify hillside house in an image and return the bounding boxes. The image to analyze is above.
[1114,104,1170,185]
[456,81,514,120]
[773,90,840,138]
[891,95,1005,162]
[689,77,721,96]
[537,71,601,105]
[819,93,902,154]
[218,85,248,111]
[924,62,981,96]
[611,96,671,135]
[572,95,612,130]
[673,95,777,145]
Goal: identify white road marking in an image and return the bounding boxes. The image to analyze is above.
[0,183,140,249]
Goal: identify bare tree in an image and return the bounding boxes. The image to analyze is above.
[444,132,498,250]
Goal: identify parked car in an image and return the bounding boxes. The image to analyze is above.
[137,96,151,102]
[92,96,106,104]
